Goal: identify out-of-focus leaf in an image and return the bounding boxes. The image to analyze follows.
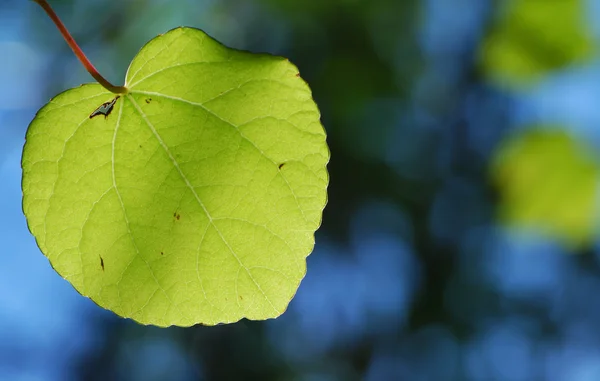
[480,0,593,88]
[491,129,599,248]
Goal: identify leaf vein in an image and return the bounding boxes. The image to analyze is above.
[127,94,281,315]
[112,98,185,323]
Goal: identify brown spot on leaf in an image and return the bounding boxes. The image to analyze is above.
[160,251,164,255]
[145,98,152,104]
[239,295,243,300]
[295,73,300,77]
[89,96,120,119]
[100,256,104,271]
[278,163,285,169]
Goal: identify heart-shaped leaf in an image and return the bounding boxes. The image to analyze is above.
[22,27,329,326]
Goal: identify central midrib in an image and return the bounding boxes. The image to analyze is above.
[126,93,280,315]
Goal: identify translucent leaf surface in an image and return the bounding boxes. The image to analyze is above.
[22,27,329,326]
[491,129,598,248]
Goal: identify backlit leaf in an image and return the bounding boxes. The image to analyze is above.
[22,27,329,326]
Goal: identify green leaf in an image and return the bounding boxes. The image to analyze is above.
[480,0,593,88]
[490,129,599,248]
[21,27,329,326]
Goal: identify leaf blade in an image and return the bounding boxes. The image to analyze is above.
[22,27,328,326]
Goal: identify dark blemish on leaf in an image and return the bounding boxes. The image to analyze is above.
[295,73,300,77]
[100,256,104,271]
[145,98,152,104]
[239,295,243,300]
[89,96,120,119]
[160,251,164,255]
[176,214,180,220]
[278,163,285,169]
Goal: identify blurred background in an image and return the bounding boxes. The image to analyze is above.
[2,0,600,380]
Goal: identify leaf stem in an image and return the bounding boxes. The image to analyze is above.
[33,0,128,94]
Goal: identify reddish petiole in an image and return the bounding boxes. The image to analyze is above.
[33,0,128,94]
